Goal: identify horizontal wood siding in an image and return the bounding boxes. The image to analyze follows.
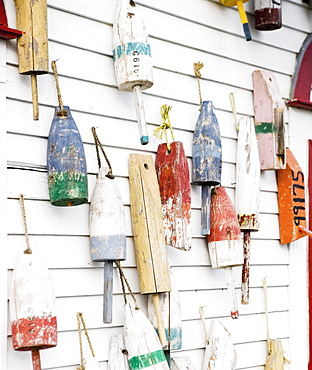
[3,0,312,368]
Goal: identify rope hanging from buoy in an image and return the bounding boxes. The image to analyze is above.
[115,261,139,309]
[51,60,68,117]
[229,92,239,131]
[77,312,97,370]
[153,105,175,152]
[91,127,114,179]
[19,194,32,255]
[194,61,204,111]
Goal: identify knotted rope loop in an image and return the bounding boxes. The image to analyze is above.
[51,60,68,118]
[19,194,32,254]
[91,127,115,179]
[194,62,204,111]
[77,312,96,370]
[153,105,175,152]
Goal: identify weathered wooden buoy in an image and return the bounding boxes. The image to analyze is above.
[203,321,237,370]
[252,69,286,170]
[235,116,260,305]
[219,0,252,41]
[207,187,243,318]
[254,0,282,30]
[147,269,182,362]
[47,61,88,207]
[287,33,312,111]
[113,0,153,145]
[90,127,126,324]
[0,0,22,39]
[14,0,48,120]
[124,302,169,370]
[129,154,171,346]
[10,195,57,370]
[192,100,222,236]
[108,334,130,370]
[277,148,309,245]
[155,141,191,251]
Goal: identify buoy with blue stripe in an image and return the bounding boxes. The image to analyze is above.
[47,61,88,206]
[90,127,126,324]
[113,0,154,145]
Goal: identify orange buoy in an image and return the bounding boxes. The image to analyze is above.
[277,148,310,244]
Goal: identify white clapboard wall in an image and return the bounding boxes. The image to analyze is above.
[1,0,311,368]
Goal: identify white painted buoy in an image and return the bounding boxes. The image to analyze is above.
[124,302,169,370]
[90,166,126,323]
[113,0,154,145]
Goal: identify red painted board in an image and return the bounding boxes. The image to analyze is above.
[155,141,191,251]
[0,0,22,39]
[277,148,307,245]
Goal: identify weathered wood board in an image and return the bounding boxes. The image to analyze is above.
[252,70,286,170]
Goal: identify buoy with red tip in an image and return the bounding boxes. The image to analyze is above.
[113,0,153,145]
[155,106,191,251]
[235,116,260,305]
[207,187,243,319]
[254,0,282,31]
[10,195,57,370]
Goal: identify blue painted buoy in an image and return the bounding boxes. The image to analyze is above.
[192,101,222,235]
[47,106,88,206]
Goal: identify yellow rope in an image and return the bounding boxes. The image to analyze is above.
[19,194,32,255]
[153,105,175,151]
[194,62,204,111]
[77,312,96,369]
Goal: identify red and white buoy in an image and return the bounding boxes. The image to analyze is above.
[10,244,57,370]
[207,187,243,319]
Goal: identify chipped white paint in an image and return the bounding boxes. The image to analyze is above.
[108,334,130,370]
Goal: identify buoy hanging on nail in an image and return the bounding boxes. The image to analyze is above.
[14,0,49,119]
[113,0,153,145]
[254,0,282,31]
[219,0,252,41]
[10,195,57,370]
[47,61,88,206]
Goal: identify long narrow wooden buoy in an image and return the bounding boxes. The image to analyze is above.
[129,154,171,347]
[113,0,153,145]
[14,0,48,120]
[90,128,126,323]
[207,187,243,319]
[10,195,57,370]
[252,70,286,170]
[47,61,88,206]
[192,101,222,236]
[235,116,260,304]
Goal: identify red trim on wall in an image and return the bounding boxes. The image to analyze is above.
[308,139,312,368]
